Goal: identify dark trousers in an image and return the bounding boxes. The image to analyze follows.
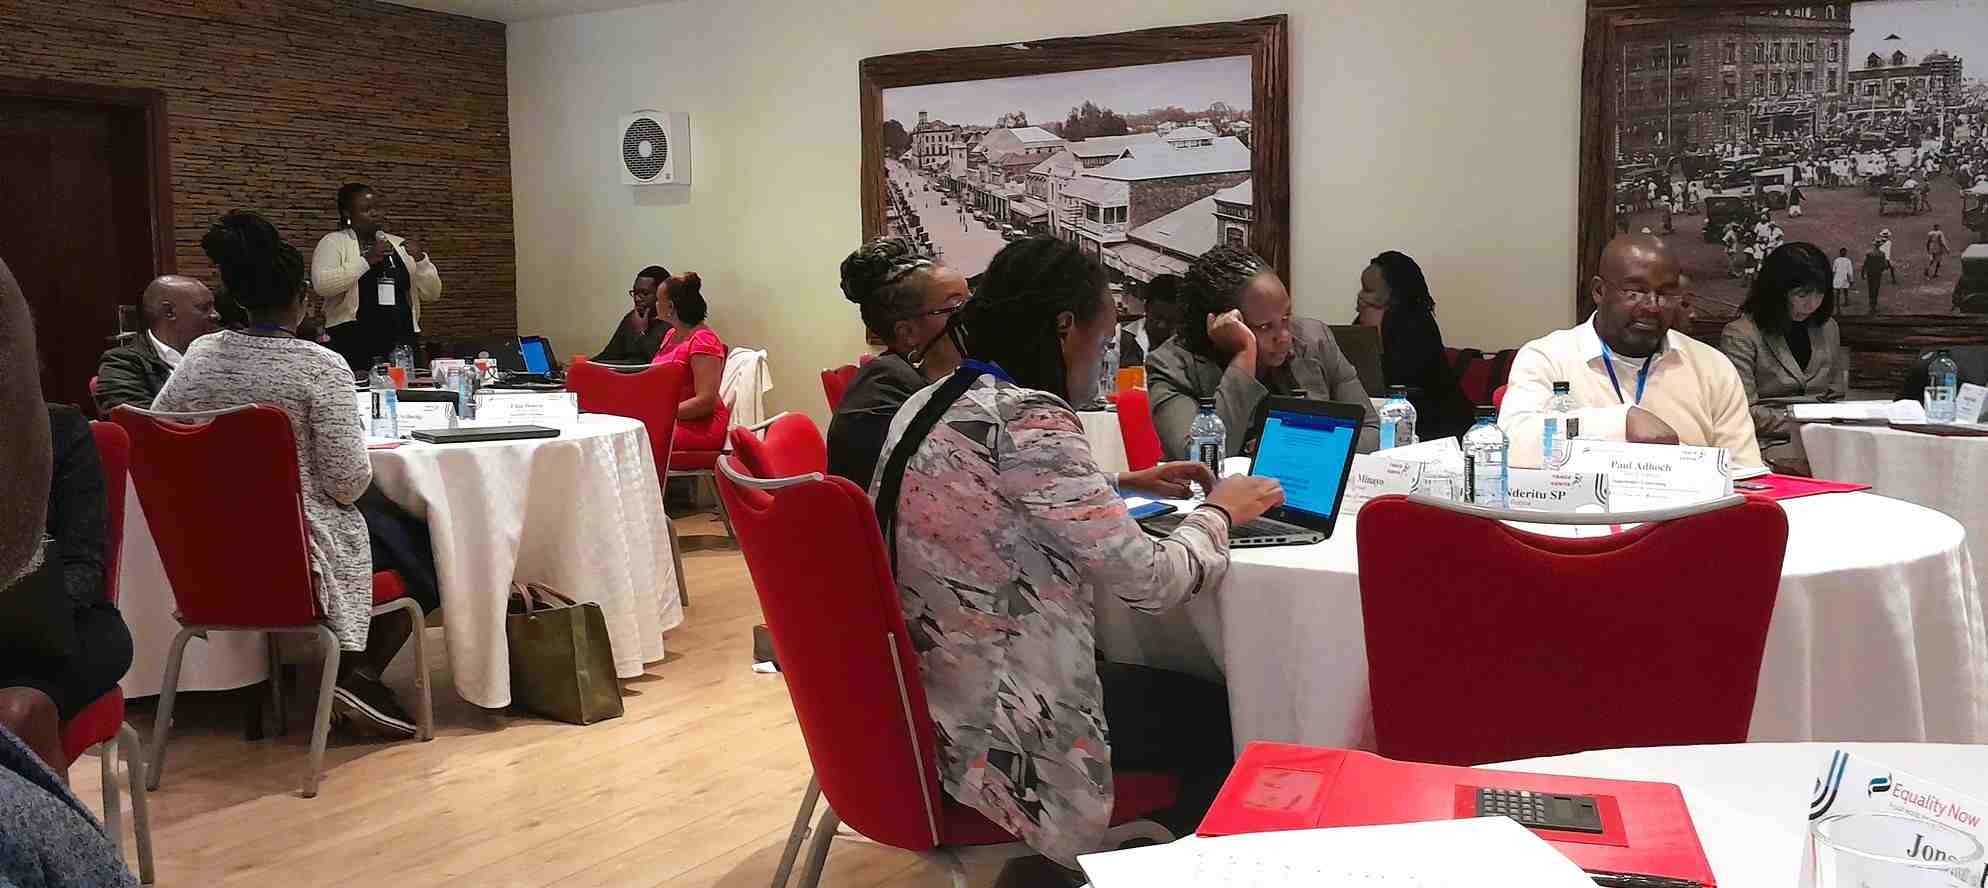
[356,486,440,613]
[1868,277,1883,313]
[0,605,132,721]
[328,321,415,381]
[1100,662,1235,838]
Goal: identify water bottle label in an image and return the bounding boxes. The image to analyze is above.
[1543,418,1559,457]
[1464,454,1477,502]
[1194,440,1222,477]
[1379,420,1397,450]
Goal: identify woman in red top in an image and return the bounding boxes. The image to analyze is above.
[649,272,730,450]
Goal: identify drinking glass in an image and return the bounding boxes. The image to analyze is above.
[1810,811,1984,888]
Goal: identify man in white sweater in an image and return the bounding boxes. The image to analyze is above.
[1499,234,1763,469]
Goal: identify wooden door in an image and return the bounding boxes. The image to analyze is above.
[0,95,161,410]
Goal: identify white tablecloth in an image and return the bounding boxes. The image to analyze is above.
[118,414,684,708]
[1805,422,1988,633]
[1080,409,1130,474]
[1098,491,1988,750]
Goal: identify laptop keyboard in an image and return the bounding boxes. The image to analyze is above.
[1141,512,1308,542]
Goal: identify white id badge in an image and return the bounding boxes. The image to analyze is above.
[378,278,397,306]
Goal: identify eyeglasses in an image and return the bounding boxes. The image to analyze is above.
[901,299,969,322]
[1604,278,1685,308]
[628,289,658,298]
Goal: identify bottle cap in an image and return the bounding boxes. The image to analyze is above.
[1388,385,1409,397]
[1551,381,1571,394]
[1196,398,1218,410]
[1475,405,1498,419]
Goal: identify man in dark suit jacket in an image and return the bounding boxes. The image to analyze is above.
[95,275,217,412]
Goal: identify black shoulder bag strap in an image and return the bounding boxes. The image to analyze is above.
[874,366,986,576]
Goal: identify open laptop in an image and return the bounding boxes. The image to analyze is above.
[1138,397,1364,548]
[519,335,557,374]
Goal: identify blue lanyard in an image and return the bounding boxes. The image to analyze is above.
[959,359,1012,383]
[1598,340,1656,406]
[246,322,295,338]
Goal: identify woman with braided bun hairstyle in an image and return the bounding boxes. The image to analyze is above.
[1146,245,1379,459]
[154,212,434,739]
[824,237,968,487]
[872,237,1282,876]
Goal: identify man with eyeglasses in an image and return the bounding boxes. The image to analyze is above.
[591,265,671,363]
[1499,234,1762,469]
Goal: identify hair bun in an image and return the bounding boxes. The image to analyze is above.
[840,238,927,305]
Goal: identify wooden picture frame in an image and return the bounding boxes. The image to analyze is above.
[1580,1,1988,388]
[859,15,1291,281]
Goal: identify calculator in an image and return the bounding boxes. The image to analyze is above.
[1473,787,1605,834]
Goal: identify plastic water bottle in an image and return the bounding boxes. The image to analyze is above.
[1096,333,1120,408]
[1543,381,1577,469]
[391,343,414,372]
[1378,386,1417,450]
[368,362,399,439]
[1187,398,1226,481]
[1926,349,1960,423]
[1463,406,1509,508]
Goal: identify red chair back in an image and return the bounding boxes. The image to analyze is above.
[821,364,861,412]
[1108,388,1164,472]
[728,414,827,479]
[112,405,320,627]
[566,360,689,472]
[1356,494,1788,766]
[1491,384,1508,410]
[89,421,130,603]
[714,455,944,852]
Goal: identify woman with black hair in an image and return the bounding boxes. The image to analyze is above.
[310,183,443,376]
[1146,245,1378,459]
[647,272,730,451]
[1719,241,1848,467]
[873,237,1283,877]
[1356,251,1475,440]
[155,212,435,738]
[824,237,967,487]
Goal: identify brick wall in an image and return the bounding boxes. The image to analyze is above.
[1128,172,1251,230]
[0,0,514,342]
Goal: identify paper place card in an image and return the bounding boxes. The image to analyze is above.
[396,400,457,435]
[1802,749,1988,888]
[1792,400,1927,423]
[1341,454,1427,513]
[1959,384,1987,424]
[1506,468,1610,513]
[1565,440,1732,511]
[473,391,579,428]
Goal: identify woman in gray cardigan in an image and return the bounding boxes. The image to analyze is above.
[1719,242,1847,468]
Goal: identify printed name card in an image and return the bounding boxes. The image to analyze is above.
[1958,384,1987,424]
[1377,436,1466,502]
[1505,468,1610,513]
[473,391,579,428]
[1564,440,1732,511]
[1340,454,1427,513]
[397,400,458,434]
[1801,749,1988,888]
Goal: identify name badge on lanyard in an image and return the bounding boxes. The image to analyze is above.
[377,248,397,306]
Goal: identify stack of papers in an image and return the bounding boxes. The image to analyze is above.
[1790,400,1927,424]
[1078,817,1598,888]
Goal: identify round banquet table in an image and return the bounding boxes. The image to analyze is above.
[1079,409,1130,474]
[117,414,684,709]
[1139,742,1988,887]
[1096,490,1988,751]
[1804,422,1988,632]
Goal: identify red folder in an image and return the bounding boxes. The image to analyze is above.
[1198,743,1717,886]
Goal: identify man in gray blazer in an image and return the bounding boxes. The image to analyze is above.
[1145,246,1378,459]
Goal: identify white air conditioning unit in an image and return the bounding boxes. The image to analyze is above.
[619,111,692,186]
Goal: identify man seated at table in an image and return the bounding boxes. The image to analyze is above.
[94,275,219,413]
[591,265,670,364]
[1499,234,1763,469]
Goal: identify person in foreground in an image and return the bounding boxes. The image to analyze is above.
[826,238,967,487]
[648,272,731,451]
[1146,245,1378,459]
[874,237,1284,878]
[155,212,435,738]
[0,405,135,773]
[592,264,671,363]
[1499,233,1763,468]
[0,254,140,887]
[95,275,221,413]
[1354,251,1475,440]
[310,183,443,377]
[1719,243,1847,469]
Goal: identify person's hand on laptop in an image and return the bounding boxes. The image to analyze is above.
[1120,461,1218,500]
[1204,475,1284,527]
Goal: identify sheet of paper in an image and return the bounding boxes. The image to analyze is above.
[1078,817,1596,888]
[1564,440,1732,511]
[1958,384,1987,423]
[1790,400,1925,423]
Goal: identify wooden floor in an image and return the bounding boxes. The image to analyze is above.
[73,516,1007,887]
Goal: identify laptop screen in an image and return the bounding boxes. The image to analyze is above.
[1251,407,1360,522]
[520,338,552,374]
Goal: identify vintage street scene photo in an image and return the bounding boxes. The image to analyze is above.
[878,56,1254,285]
[1611,0,1987,331]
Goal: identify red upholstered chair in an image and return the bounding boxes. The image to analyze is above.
[1492,384,1508,409]
[57,422,154,883]
[112,405,434,799]
[1107,389,1164,472]
[728,413,827,479]
[820,364,860,412]
[1356,493,1787,766]
[565,360,694,606]
[714,455,1175,888]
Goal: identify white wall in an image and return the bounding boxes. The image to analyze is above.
[509,0,1587,423]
